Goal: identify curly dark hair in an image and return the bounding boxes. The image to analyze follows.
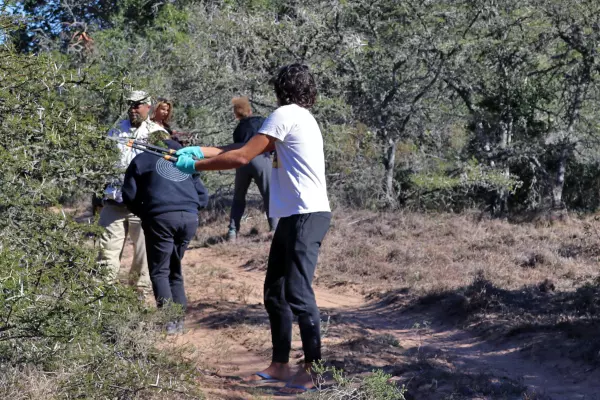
[273,63,317,108]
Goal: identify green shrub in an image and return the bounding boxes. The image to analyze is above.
[307,362,407,400]
[0,18,201,399]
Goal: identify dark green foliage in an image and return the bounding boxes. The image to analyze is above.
[0,16,200,398]
[8,0,182,52]
[2,0,600,396]
[309,361,407,400]
[6,0,600,213]
[0,51,119,209]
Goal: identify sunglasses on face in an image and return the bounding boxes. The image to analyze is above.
[127,101,145,108]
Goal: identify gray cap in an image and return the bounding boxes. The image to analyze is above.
[125,90,151,105]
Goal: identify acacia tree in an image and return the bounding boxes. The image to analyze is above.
[90,1,362,201]
[442,1,550,213]
[540,0,600,209]
[7,0,184,52]
[0,17,199,397]
[330,0,479,206]
[439,0,600,213]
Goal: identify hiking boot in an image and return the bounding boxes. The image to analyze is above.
[227,228,237,241]
[165,319,185,335]
[165,321,178,335]
[176,319,185,333]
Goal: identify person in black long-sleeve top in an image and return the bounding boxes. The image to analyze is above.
[122,133,208,334]
[227,96,278,241]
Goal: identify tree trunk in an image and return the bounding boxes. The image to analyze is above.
[549,60,589,211]
[552,145,568,210]
[383,138,397,206]
[495,117,512,215]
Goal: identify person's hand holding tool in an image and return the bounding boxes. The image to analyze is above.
[175,154,198,174]
[175,146,204,160]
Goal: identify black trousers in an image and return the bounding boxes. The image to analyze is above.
[264,212,332,364]
[142,211,198,310]
[229,153,278,232]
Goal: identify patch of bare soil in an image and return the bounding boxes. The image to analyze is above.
[115,208,600,399]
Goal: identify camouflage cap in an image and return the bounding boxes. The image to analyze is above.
[125,90,151,105]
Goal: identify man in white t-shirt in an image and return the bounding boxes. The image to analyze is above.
[174,64,331,395]
[99,90,167,295]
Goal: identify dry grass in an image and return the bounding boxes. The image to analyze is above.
[195,206,600,367]
[318,209,600,295]
[0,365,59,400]
[1,312,203,400]
[109,200,600,299]
[196,205,600,317]
[317,209,600,366]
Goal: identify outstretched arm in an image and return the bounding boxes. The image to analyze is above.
[179,134,275,172]
[199,142,245,158]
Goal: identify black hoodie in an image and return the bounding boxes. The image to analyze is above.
[232,116,266,144]
[122,140,209,219]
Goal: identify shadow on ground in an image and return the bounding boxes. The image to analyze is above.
[404,272,600,365]
[188,301,268,329]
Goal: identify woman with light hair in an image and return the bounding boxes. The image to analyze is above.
[151,98,174,135]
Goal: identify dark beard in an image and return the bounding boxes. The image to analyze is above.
[129,114,144,127]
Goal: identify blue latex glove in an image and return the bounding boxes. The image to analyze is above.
[175,146,204,159]
[175,154,198,175]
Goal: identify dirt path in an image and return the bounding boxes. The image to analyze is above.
[172,246,365,399]
[326,300,600,399]
[124,241,600,399]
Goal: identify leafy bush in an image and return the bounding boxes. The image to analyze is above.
[403,158,523,211]
[0,19,200,398]
[308,362,407,400]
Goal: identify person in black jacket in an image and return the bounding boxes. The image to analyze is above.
[122,131,208,334]
[227,96,278,241]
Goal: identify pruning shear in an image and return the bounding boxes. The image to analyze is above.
[106,135,199,162]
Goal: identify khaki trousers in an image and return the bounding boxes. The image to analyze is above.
[98,202,150,290]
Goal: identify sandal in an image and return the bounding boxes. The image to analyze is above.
[246,371,282,383]
[275,383,316,396]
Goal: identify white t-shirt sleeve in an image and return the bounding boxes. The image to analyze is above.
[259,108,289,141]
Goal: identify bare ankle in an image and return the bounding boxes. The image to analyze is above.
[243,362,293,382]
[270,363,293,379]
[269,361,288,367]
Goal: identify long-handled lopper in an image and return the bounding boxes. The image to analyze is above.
[106,134,199,163]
